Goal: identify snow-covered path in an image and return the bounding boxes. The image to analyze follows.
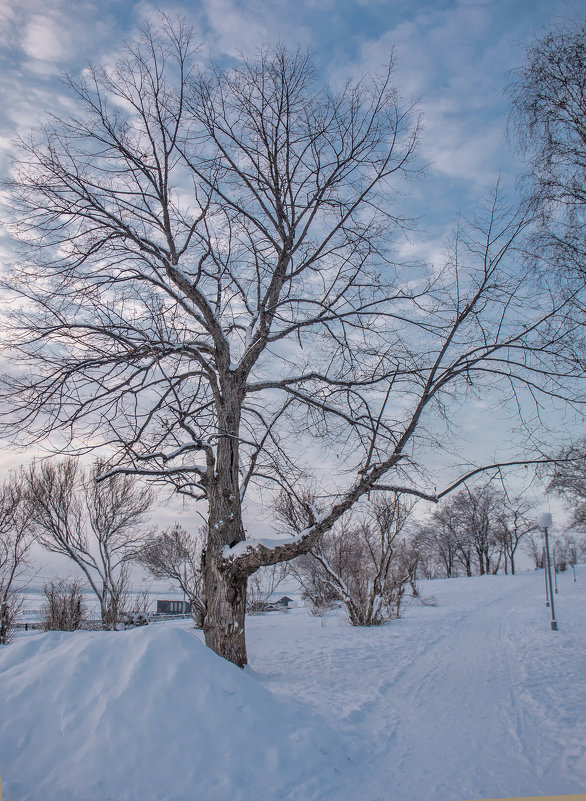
[248,569,586,800]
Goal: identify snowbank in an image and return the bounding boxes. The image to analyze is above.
[0,624,347,801]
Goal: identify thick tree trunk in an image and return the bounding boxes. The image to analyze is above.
[202,387,249,666]
[203,553,248,666]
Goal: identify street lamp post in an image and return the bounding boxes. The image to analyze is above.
[538,512,558,631]
[542,547,550,607]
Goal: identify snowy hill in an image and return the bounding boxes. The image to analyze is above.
[1,568,585,800]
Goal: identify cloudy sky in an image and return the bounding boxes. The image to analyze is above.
[0,0,579,550]
[0,0,576,310]
[0,0,572,223]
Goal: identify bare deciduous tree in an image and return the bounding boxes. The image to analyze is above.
[416,520,458,579]
[493,497,536,575]
[25,458,153,629]
[138,525,205,627]
[1,21,583,664]
[0,475,33,644]
[547,439,586,532]
[455,486,502,576]
[509,14,586,282]
[425,500,473,578]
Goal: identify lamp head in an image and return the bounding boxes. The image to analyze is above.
[537,512,553,528]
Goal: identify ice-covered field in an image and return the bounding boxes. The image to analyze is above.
[1,567,585,801]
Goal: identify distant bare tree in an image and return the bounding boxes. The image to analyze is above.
[426,502,472,577]
[2,19,583,664]
[524,532,545,570]
[555,533,585,572]
[138,525,205,627]
[25,458,153,629]
[0,475,33,644]
[460,487,503,576]
[547,439,586,532]
[425,485,516,577]
[509,14,586,282]
[416,519,458,578]
[493,497,536,575]
[407,524,438,580]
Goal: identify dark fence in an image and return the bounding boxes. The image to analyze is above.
[14,619,103,631]
[14,613,193,632]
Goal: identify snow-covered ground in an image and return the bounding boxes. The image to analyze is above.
[1,568,585,801]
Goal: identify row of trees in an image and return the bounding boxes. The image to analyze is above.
[0,16,584,663]
[2,451,585,642]
[420,487,534,578]
[0,456,282,639]
[283,481,585,624]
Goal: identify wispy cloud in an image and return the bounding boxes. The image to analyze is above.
[0,1,123,171]
[21,12,71,63]
[339,2,505,186]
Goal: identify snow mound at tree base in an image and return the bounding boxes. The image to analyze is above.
[0,624,348,801]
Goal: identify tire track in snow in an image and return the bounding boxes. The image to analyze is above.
[319,576,552,801]
[497,601,546,779]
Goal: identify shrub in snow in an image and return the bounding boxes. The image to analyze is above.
[122,611,149,628]
[290,554,341,616]
[42,579,86,631]
[290,495,420,626]
[0,597,23,644]
[119,584,152,628]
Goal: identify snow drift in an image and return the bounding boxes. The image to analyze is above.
[0,624,347,801]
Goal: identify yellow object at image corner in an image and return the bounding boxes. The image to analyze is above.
[463,795,586,801]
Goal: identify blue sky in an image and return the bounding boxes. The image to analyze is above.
[0,0,573,269]
[0,0,579,535]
